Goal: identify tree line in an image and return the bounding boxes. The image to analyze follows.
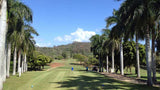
[36,42,92,59]
[0,0,41,89]
[90,0,160,86]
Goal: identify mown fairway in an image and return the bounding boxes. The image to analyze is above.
[4,59,159,90]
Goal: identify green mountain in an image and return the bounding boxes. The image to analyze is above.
[36,42,92,59]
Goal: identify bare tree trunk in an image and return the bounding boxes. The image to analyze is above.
[26,61,28,72]
[13,47,17,75]
[111,48,114,73]
[23,53,26,72]
[21,57,24,73]
[99,55,101,72]
[120,38,124,75]
[106,55,108,73]
[6,42,11,78]
[101,57,103,72]
[3,43,7,82]
[146,26,153,86]
[18,50,21,77]
[136,34,140,78]
[152,30,156,83]
[0,0,7,89]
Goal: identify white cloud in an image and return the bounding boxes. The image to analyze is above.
[54,36,63,42]
[54,28,96,43]
[64,35,72,41]
[36,42,52,47]
[35,37,53,47]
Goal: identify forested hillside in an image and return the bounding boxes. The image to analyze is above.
[36,42,92,59]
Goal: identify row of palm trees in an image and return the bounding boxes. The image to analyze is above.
[90,0,160,86]
[0,0,38,89]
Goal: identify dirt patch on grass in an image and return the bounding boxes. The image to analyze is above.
[47,63,64,71]
[50,63,64,68]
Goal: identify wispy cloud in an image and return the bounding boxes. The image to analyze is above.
[35,37,52,47]
[36,42,52,47]
[54,28,96,43]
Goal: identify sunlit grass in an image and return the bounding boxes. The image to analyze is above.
[4,59,159,90]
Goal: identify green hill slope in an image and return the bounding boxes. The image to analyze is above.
[36,42,92,59]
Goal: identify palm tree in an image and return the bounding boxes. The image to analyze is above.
[6,42,11,78]
[102,29,110,73]
[90,34,106,72]
[0,0,7,88]
[118,0,160,86]
[106,9,123,74]
[107,28,120,73]
[6,0,33,76]
[90,35,102,72]
[21,25,38,72]
[122,9,145,78]
[151,20,160,83]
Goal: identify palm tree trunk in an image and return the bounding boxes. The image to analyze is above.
[136,34,140,78]
[21,57,24,73]
[2,43,7,82]
[152,30,156,83]
[0,0,7,89]
[6,42,11,78]
[120,38,124,75]
[2,42,7,82]
[26,58,28,72]
[101,57,103,72]
[13,47,17,75]
[146,25,153,86]
[18,50,21,77]
[26,62,28,72]
[24,53,27,72]
[106,55,108,73]
[99,55,101,72]
[111,48,115,73]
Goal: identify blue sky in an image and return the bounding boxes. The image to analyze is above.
[21,0,124,47]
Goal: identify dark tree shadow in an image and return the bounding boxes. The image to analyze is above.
[49,71,159,90]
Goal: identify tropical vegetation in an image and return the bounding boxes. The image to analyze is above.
[89,0,160,86]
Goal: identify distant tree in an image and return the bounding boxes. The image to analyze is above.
[123,41,145,73]
[57,55,64,60]
[28,52,53,70]
[73,54,87,64]
[88,56,99,66]
[62,52,67,59]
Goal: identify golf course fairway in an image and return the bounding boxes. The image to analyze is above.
[3,59,159,90]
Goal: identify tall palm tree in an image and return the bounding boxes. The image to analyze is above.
[106,9,123,74]
[151,19,160,83]
[122,9,145,78]
[21,25,38,72]
[90,35,102,72]
[118,0,160,86]
[6,0,33,76]
[90,34,106,72]
[0,0,7,89]
[102,29,110,73]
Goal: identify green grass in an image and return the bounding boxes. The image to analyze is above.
[4,59,159,90]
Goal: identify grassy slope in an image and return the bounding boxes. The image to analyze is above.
[4,59,159,90]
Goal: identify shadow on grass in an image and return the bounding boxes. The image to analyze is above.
[50,71,158,90]
[141,76,160,84]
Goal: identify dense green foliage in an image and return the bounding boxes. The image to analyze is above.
[28,52,53,70]
[123,41,146,67]
[36,42,92,59]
